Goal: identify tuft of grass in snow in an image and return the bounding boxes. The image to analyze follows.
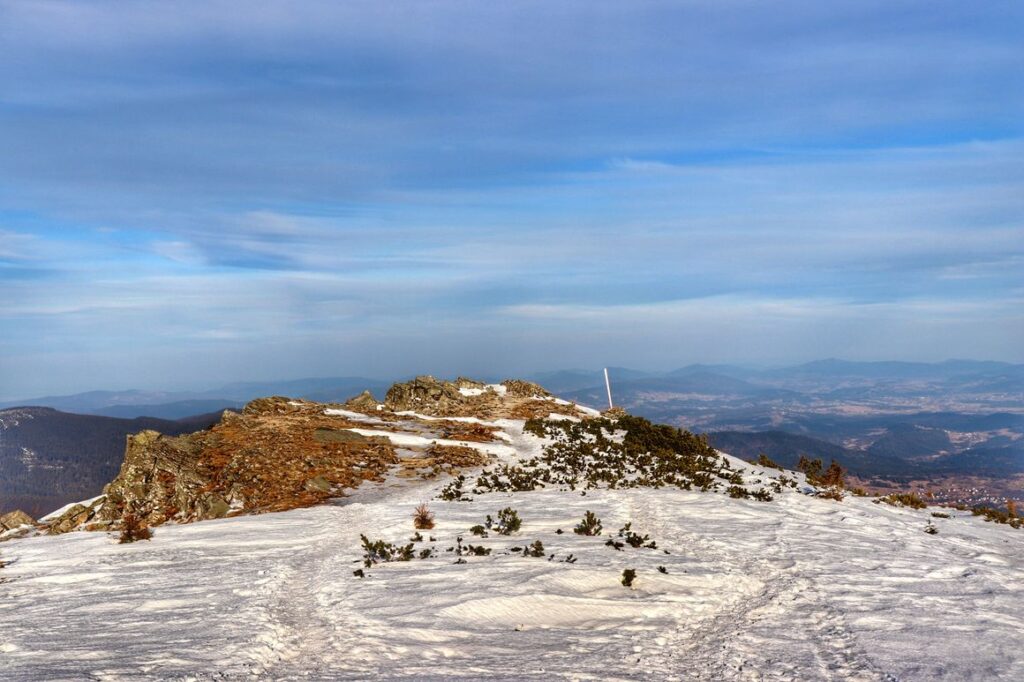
[412,503,435,530]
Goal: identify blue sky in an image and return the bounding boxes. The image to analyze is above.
[1,0,1022,399]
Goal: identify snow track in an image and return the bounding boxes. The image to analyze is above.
[2,426,1022,680]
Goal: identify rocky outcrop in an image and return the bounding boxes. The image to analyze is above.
[41,376,583,535]
[344,390,381,412]
[382,376,556,418]
[92,398,399,531]
[0,510,34,530]
[47,497,108,534]
[384,376,466,412]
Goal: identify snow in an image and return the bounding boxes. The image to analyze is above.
[345,428,517,458]
[38,494,105,522]
[324,407,386,424]
[2,420,1022,680]
[458,384,507,397]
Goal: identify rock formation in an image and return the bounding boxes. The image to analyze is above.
[36,377,590,535]
[0,510,35,531]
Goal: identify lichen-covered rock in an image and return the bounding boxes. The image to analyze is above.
[344,390,380,412]
[0,509,35,530]
[49,376,575,536]
[384,376,465,412]
[94,400,399,531]
[500,379,550,398]
[49,504,91,534]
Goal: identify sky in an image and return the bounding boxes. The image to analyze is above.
[1,0,1023,399]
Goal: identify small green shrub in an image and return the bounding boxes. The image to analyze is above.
[753,454,782,470]
[438,474,471,501]
[972,505,1022,529]
[617,522,657,549]
[574,511,603,536]
[621,569,636,587]
[469,524,488,537]
[878,492,927,510]
[486,507,522,535]
[360,535,415,567]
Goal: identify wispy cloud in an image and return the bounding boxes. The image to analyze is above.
[0,1,1022,398]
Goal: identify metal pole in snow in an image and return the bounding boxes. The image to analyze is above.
[604,367,613,409]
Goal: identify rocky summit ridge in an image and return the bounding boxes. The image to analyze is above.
[20,376,592,537]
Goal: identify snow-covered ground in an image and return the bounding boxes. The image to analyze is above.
[2,418,1022,681]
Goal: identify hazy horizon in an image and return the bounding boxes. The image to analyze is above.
[2,1,1022,400]
[3,356,1021,404]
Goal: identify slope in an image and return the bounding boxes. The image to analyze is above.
[2,387,1021,680]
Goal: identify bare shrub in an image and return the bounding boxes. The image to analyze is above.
[118,513,153,544]
[413,503,435,530]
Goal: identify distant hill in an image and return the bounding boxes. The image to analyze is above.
[0,376,390,419]
[94,399,243,420]
[0,407,222,516]
[707,430,914,478]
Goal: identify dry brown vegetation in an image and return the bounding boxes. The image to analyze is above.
[118,512,152,543]
[413,503,435,530]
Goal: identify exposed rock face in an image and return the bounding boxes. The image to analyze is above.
[47,498,108,534]
[45,377,583,535]
[94,399,399,530]
[381,376,555,419]
[384,375,465,412]
[345,390,380,412]
[0,510,34,530]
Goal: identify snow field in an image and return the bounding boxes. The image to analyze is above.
[1,418,1022,680]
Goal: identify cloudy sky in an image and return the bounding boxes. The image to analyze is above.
[1,0,1022,399]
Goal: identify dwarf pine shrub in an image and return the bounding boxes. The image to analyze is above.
[972,505,1022,529]
[878,492,928,510]
[525,540,545,557]
[621,569,636,587]
[453,415,767,500]
[754,453,782,470]
[360,535,415,567]
[617,522,657,549]
[573,511,603,536]
[485,507,521,535]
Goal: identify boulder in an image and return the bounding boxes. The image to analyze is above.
[48,504,93,535]
[0,509,35,530]
[344,390,380,412]
[304,475,332,494]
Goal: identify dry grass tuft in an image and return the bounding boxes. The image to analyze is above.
[119,513,153,543]
[413,503,435,530]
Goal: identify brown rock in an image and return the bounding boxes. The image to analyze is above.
[0,509,35,530]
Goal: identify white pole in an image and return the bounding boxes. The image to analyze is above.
[604,367,613,409]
